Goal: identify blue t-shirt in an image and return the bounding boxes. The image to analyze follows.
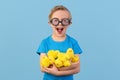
[37,34,82,80]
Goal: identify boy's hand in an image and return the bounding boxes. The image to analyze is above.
[44,64,59,76]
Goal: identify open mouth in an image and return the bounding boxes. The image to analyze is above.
[56,28,64,34]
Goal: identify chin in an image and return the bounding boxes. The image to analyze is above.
[56,34,66,37]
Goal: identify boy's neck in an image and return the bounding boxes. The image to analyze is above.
[52,34,66,42]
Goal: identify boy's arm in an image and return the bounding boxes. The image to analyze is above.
[44,54,81,76]
[57,64,80,76]
[56,59,80,76]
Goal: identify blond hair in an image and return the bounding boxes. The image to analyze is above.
[48,5,72,20]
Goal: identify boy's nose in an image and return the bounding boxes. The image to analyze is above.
[58,21,63,26]
[59,22,62,26]
[57,23,63,27]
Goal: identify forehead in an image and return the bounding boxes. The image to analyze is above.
[51,10,70,19]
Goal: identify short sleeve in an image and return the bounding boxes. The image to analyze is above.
[73,40,82,54]
[36,40,47,55]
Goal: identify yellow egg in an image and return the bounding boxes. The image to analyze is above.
[63,60,71,67]
[66,48,74,59]
[57,53,66,61]
[54,59,63,68]
[41,56,51,67]
[47,50,58,59]
[48,56,55,63]
[64,54,71,60]
[71,55,79,62]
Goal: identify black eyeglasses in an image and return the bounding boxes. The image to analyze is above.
[49,18,71,26]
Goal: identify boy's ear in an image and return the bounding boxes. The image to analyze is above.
[69,22,72,25]
[48,21,50,25]
[48,21,52,27]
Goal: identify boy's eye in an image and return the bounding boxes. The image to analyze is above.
[62,19,69,23]
[50,18,58,22]
[62,18,70,25]
[53,19,58,23]
[51,18,59,25]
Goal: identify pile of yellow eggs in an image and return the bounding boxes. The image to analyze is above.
[41,48,79,68]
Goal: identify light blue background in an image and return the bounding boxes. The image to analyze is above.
[0,0,120,80]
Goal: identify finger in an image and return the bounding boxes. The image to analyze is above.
[44,68,50,73]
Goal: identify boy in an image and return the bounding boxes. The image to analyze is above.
[37,5,82,80]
